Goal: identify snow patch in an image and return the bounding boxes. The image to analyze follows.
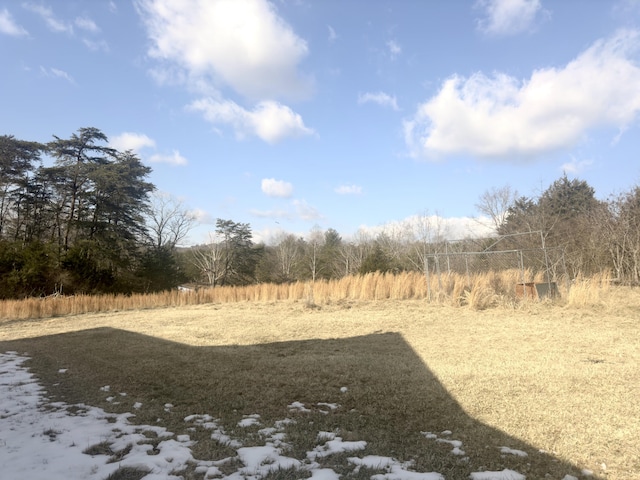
[499,446,528,457]
[470,470,526,480]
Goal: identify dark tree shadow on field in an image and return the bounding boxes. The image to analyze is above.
[1,328,594,480]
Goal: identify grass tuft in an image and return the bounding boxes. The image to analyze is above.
[83,441,114,457]
[104,467,150,480]
[565,271,611,307]
[261,466,313,480]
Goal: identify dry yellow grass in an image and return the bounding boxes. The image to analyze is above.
[1,285,639,479]
[0,270,604,321]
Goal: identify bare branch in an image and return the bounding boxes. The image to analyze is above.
[475,185,518,232]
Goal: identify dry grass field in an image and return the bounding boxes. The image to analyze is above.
[1,280,638,479]
[0,270,614,321]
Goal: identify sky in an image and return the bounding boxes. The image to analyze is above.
[0,350,579,480]
[2,0,640,245]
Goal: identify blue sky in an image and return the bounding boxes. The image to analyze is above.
[2,0,640,245]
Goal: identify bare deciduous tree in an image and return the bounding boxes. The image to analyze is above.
[405,212,448,273]
[191,219,259,286]
[305,226,325,282]
[475,185,518,233]
[339,229,373,276]
[191,233,225,286]
[376,223,408,268]
[146,192,197,249]
[273,232,302,282]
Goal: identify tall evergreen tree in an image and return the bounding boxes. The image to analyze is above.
[0,128,163,296]
[0,135,43,238]
[320,228,343,279]
[499,174,602,274]
[359,244,392,274]
[47,127,116,251]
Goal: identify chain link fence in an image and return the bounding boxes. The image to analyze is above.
[423,232,568,299]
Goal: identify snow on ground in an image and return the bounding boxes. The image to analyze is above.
[0,352,563,480]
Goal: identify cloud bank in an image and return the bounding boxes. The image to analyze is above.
[136,0,315,143]
[137,0,311,100]
[404,30,640,160]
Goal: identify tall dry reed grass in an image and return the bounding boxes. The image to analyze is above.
[564,270,612,307]
[0,270,608,321]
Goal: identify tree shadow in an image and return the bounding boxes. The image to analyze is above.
[1,328,594,479]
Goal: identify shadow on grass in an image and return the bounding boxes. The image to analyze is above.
[1,328,593,479]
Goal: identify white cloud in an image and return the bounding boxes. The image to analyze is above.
[40,66,75,84]
[442,215,495,239]
[75,16,99,33]
[251,199,323,223]
[24,3,73,34]
[49,68,73,82]
[335,184,363,195]
[109,132,156,152]
[328,25,337,42]
[250,208,290,219]
[561,157,593,175]
[404,29,640,160]
[262,178,294,198]
[387,39,402,58]
[110,133,186,166]
[148,150,188,166]
[293,199,323,221]
[136,0,312,100]
[475,0,543,36]
[358,91,399,111]
[191,208,214,224]
[22,5,106,51]
[137,0,315,145]
[251,199,323,222]
[83,38,109,52]
[0,8,28,36]
[189,98,315,143]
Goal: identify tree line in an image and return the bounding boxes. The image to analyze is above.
[480,175,640,282]
[2,127,640,299]
[189,175,640,288]
[0,128,194,298]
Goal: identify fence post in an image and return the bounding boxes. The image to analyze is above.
[446,242,451,274]
[561,249,571,291]
[539,230,551,288]
[465,254,471,288]
[518,250,526,285]
[425,256,431,302]
[543,247,552,290]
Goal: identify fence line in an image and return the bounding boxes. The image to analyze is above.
[423,246,567,300]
